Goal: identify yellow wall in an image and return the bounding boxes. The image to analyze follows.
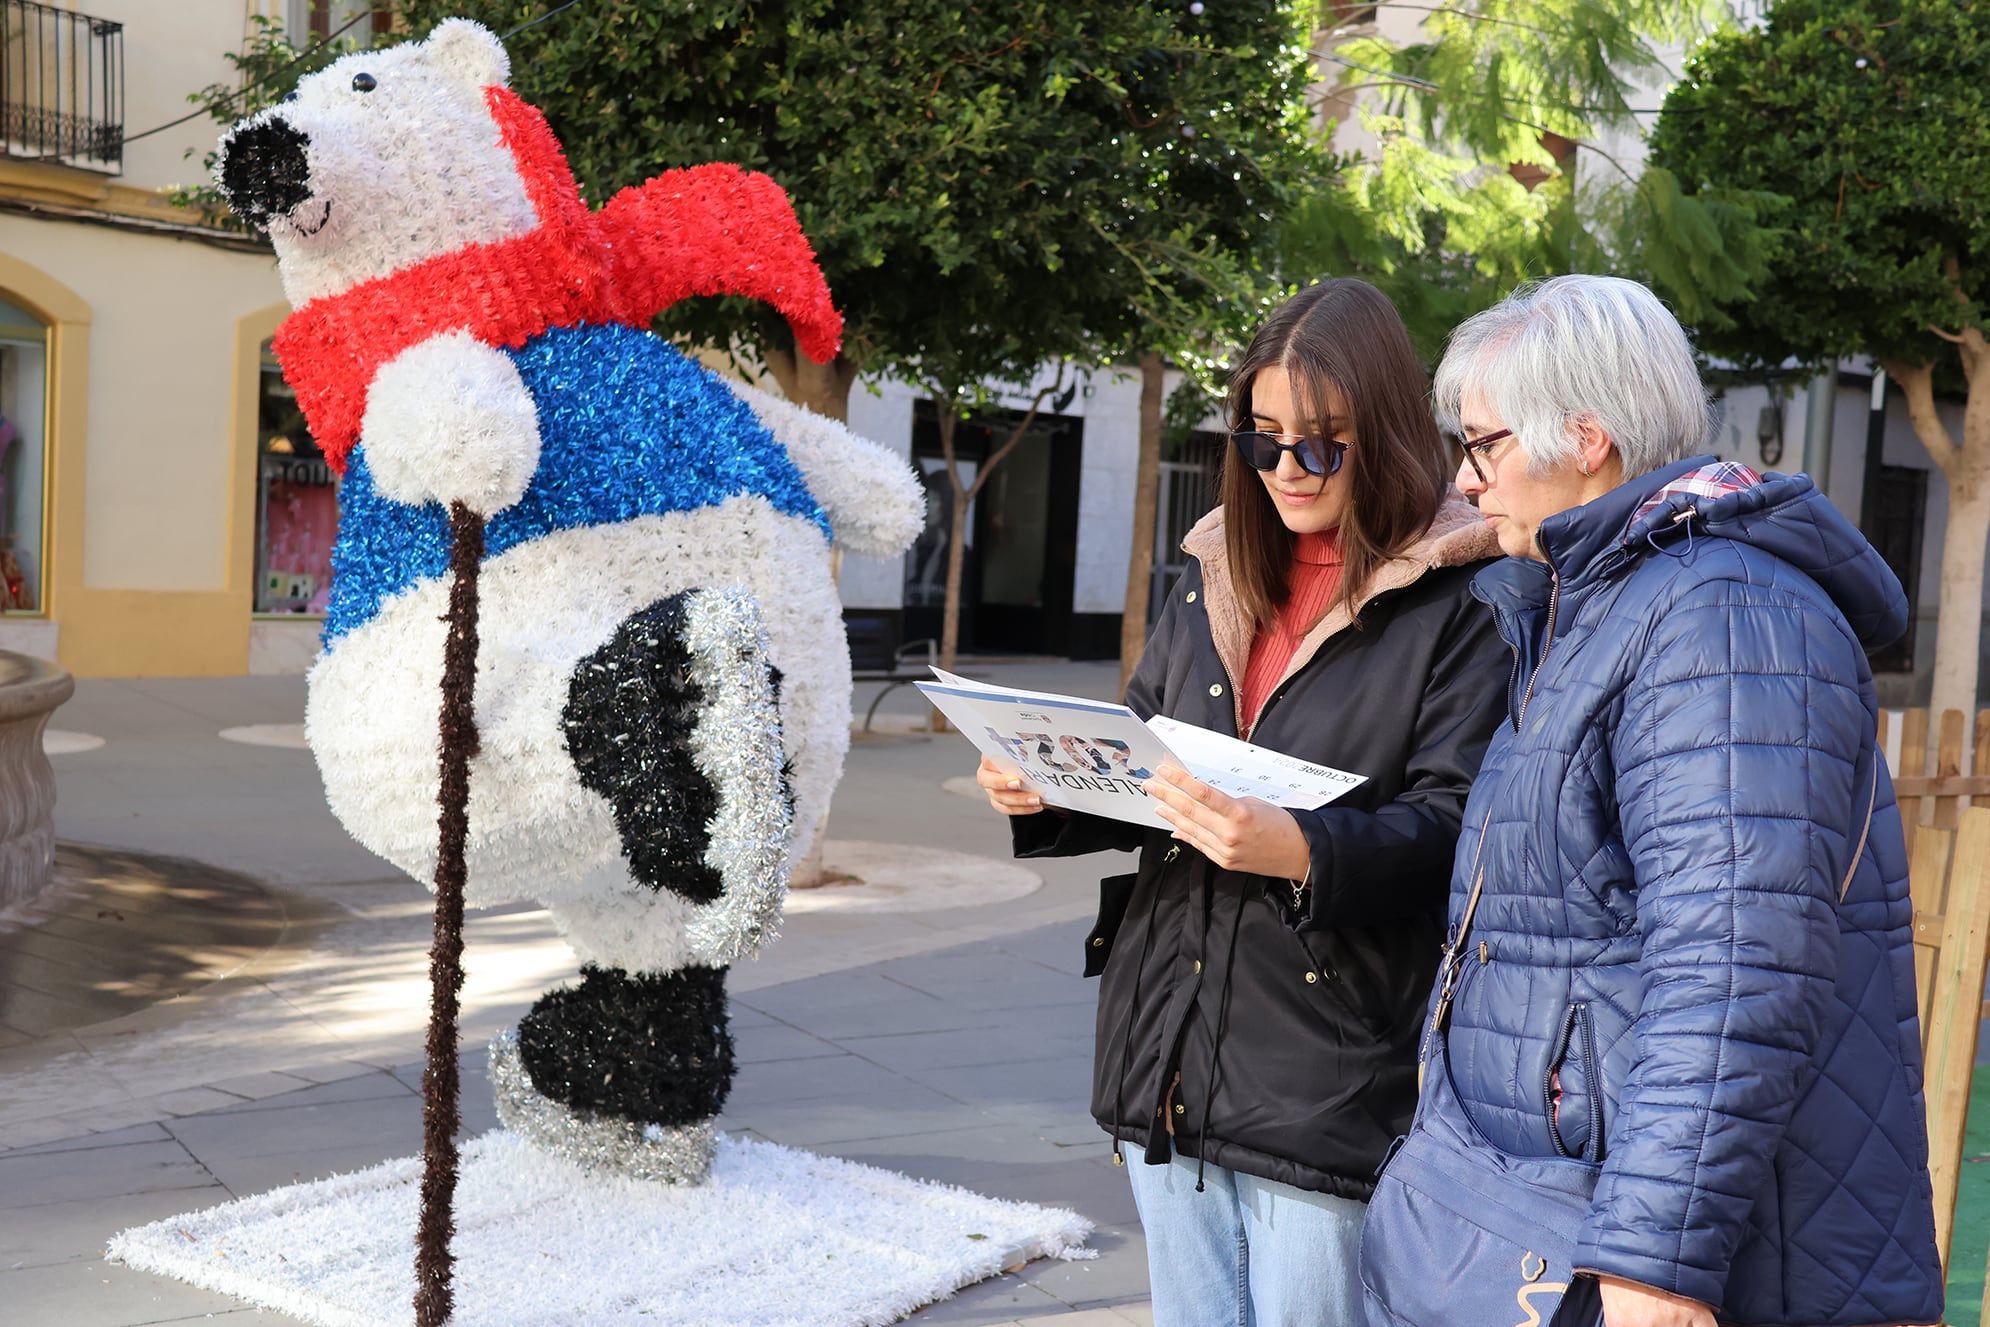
[0,220,285,675]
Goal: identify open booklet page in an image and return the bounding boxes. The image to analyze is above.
[915,672,1365,830]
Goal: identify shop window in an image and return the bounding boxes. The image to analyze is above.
[254,340,337,614]
[0,297,48,615]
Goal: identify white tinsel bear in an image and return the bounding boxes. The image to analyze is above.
[216,19,922,1184]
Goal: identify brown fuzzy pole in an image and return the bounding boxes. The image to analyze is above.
[415,501,484,1327]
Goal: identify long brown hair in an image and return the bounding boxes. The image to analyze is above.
[1223,279,1449,630]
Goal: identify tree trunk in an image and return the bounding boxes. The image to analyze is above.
[763,338,859,421]
[1120,352,1165,697]
[940,418,970,674]
[1929,473,1990,726]
[1888,350,1990,724]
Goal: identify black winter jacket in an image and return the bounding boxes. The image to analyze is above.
[1013,497,1507,1198]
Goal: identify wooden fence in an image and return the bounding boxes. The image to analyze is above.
[1879,709,1990,1320]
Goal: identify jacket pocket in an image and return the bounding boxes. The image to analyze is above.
[1544,1003,1602,1163]
[1297,929,1391,1037]
[1083,873,1138,978]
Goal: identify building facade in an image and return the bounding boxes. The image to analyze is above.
[0,1,402,676]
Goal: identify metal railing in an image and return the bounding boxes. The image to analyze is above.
[0,1,123,172]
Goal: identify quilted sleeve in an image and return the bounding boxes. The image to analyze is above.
[1280,579,1509,929]
[1574,571,1867,1307]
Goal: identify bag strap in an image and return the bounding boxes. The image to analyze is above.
[1424,811,1494,1062]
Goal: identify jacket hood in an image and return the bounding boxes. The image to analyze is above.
[1183,492,1499,731]
[1532,456,1909,651]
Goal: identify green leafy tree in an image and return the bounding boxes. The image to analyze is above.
[1648,0,1990,719]
[1284,0,1745,359]
[392,0,1329,680]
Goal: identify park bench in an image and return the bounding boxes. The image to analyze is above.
[845,612,952,732]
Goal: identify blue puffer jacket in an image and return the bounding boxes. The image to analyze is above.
[1439,457,1942,1325]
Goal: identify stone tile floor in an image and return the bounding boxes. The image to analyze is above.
[0,664,1151,1326]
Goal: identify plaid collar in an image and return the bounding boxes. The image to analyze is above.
[1629,460,1763,528]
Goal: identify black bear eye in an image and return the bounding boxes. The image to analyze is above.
[351,72,377,92]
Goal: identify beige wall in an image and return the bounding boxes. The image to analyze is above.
[0,215,285,673]
[0,220,281,593]
[0,2,301,675]
[68,0,255,194]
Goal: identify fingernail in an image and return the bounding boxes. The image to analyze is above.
[1007,780,1022,790]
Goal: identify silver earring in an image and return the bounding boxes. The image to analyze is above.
[1579,461,1592,477]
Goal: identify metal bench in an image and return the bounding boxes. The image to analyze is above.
[853,636,941,733]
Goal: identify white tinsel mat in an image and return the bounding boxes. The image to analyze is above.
[106,1129,1095,1327]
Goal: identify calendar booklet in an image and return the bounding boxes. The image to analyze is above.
[916,670,1365,829]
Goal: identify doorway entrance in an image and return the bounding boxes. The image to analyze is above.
[902,401,1083,656]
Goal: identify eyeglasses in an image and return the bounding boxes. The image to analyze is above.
[1230,430,1348,479]
[1459,428,1516,485]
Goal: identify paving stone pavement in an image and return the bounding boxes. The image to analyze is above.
[0,665,1152,1326]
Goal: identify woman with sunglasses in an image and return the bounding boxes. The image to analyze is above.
[974,278,1509,1324]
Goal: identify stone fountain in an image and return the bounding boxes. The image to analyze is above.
[0,650,72,910]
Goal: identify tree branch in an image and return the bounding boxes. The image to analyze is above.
[1313,50,1639,183]
[1884,359,1962,480]
[967,362,1074,502]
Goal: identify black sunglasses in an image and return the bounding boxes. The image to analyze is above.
[1230,430,1347,479]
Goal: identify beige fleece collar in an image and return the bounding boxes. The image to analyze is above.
[1181,493,1499,735]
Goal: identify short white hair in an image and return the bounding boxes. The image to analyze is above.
[1433,275,1712,480]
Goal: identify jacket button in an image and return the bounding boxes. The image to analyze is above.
[1304,971,1319,984]
[1186,590,1198,603]
[1091,937,1105,948]
[1208,683,1224,698]
[1193,959,1202,973]
[1174,1103,1186,1115]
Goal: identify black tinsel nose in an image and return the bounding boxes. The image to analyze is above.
[217,117,314,225]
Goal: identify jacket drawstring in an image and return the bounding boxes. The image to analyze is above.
[1194,885,1249,1192]
[1109,875,1163,1155]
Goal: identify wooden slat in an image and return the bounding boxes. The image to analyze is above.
[1915,909,1947,946]
[1926,810,1990,1271]
[1935,710,1968,831]
[1902,708,1931,859]
[1890,776,1990,799]
[1975,710,1990,808]
[1911,824,1953,1043]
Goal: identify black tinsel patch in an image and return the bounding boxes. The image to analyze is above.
[218,117,313,226]
[767,664,796,810]
[562,592,723,902]
[517,964,734,1126]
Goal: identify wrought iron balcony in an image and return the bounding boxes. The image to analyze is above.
[0,0,123,172]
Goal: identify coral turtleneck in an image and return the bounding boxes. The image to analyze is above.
[1239,528,1343,736]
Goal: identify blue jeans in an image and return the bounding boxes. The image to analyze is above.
[1122,1141,1366,1327]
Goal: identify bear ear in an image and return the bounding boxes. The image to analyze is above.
[422,18,510,89]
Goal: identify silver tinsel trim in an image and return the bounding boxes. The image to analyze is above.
[682,587,793,964]
[489,1030,717,1185]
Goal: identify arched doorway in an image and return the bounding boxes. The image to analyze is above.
[0,295,51,620]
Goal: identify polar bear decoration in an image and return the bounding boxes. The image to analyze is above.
[216,19,923,1186]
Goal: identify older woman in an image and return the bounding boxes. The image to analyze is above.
[1363,275,1943,1327]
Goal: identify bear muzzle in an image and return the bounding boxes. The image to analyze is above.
[217,117,316,228]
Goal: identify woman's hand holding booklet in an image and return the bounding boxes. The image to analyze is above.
[916,670,1363,830]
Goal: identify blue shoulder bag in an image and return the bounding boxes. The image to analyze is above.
[1359,853,1603,1327]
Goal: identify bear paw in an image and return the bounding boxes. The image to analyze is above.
[360,330,541,516]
